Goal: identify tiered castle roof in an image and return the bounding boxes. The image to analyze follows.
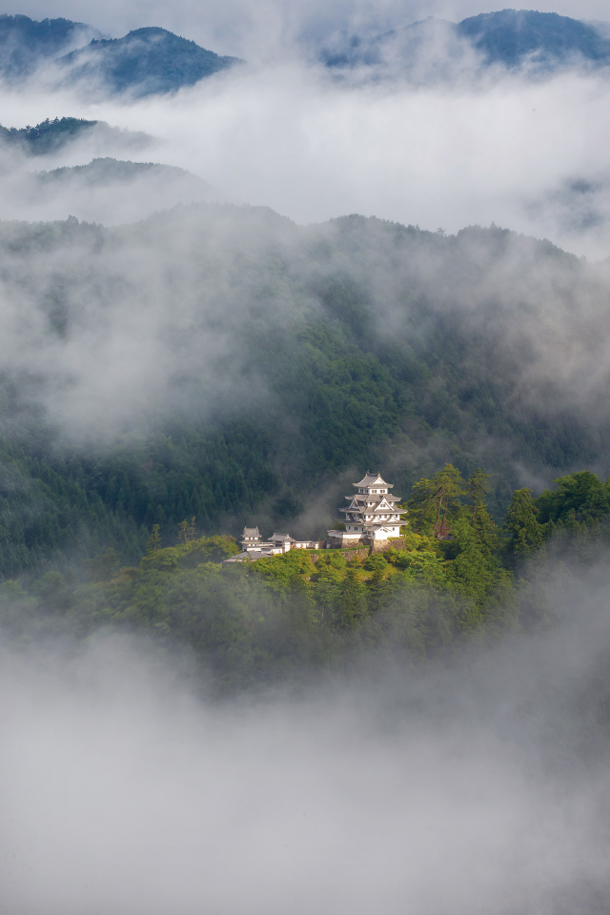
[339,471,407,529]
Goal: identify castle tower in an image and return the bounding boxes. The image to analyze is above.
[327,472,407,547]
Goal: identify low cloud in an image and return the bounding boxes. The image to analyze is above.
[2,557,610,913]
[4,56,610,256]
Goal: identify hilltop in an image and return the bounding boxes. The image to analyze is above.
[319,8,610,78]
[0,14,243,95]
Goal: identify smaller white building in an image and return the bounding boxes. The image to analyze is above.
[224,529,324,563]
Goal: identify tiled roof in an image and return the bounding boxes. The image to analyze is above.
[353,471,392,488]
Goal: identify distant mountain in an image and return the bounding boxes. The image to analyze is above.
[0,14,100,79]
[0,117,100,155]
[60,27,244,96]
[321,8,610,78]
[59,26,243,97]
[0,207,609,577]
[21,157,216,224]
[37,157,210,190]
[0,15,244,96]
[0,116,153,157]
[457,10,610,69]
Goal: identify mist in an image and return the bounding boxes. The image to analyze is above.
[2,553,610,915]
[0,199,607,464]
[2,0,610,56]
[2,6,610,908]
[3,52,610,257]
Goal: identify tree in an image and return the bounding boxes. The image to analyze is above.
[338,569,368,628]
[466,469,492,524]
[147,523,161,553]
[504,489,544,558]
[409,464,466,538]
[466,469,502,558]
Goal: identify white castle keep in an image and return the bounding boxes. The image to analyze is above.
[327,471,407,547]
[226,471,407,562]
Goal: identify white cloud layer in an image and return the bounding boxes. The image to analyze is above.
[3,60,610,257]
[2,561,610,914]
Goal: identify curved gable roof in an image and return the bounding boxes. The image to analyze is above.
[353,471,392,488]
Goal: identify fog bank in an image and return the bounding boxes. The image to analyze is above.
[3,60,610,256]
[2,559,610,914]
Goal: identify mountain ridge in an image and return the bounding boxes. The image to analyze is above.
[0,14,243,95]
[320,8,610,77]
[59,26,244,96]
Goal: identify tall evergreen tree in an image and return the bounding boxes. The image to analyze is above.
[504,489,544,558]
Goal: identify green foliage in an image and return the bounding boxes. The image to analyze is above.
[1,211,610,583]
[504,489,545,557]
[0,117,98,154]
[337,569,368,628]
[140,535,238,572]
[536,471,610,528]
[408,464,466,537]
[6,465,610,688]
[251,549,317,591]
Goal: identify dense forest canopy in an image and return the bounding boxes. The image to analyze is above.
[0,203,609,582]
[3,459,610,691]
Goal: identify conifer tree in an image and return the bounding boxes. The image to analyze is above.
[409,464,466,537]
[147,523,161,553]
[504,489,544,557]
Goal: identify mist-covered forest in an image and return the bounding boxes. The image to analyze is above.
[4,458,609,691]
[5,5,610,913]
[0,204,609,574]
[0,202,609,688]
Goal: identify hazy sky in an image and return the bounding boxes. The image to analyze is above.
[1,0,610,54]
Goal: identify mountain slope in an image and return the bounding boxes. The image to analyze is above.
[59,26,244,96]
[0,13,100,78]
[0,15,244,96]
[0,157,215,225]
[457,9,610,69]
[0,205,609,576]
[0,116,100,155]
[321,8,610,78]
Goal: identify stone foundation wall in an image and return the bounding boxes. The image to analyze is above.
[339,548,370,561]
[387,538,406,551]
[370,540,390,553]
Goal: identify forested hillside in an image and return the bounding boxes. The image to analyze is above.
[3,462,609,689]
[0,15,242,96]
[0,204,609,580]
[320,9,610,77]
[60,27,243,96]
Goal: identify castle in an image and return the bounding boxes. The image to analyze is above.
[327,471,407,547]
[226,472,407,562]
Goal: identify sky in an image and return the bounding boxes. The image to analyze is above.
[0,0,609,55]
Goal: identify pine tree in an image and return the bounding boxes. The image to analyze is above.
[409,464,466,538]
[504,489,544,558]
[147,523,161,554]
